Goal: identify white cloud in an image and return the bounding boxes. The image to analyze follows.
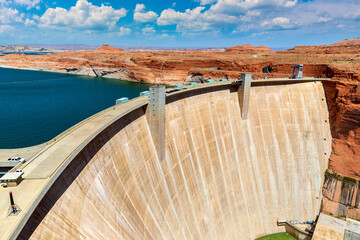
[261,17,298,29]
[0,7,23,23]
[14,0,40,9]
[0,24,14,33]
[24,18,36,26]
[119,26,131,36]
[247,10,261,17]
[344,9,360,20]
[156,0,360,36]
[39,0,127,31]
[317,16,332,23]
[142,25,155,35]
[134,3,145,12]
[134,4,158,22]
[157,8,199,26]
[157,7,237,35]
[156,0,301,35]
[210,0,297,15]
[199,0,217,5]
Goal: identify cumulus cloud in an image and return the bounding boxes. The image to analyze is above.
[317,16,332,23]
[142,25,155,35]
[14,0,40,9]
[198,0,217,5]
[157,7,237,35]
[344,9,360,20]
[39,0,127,31]
[134,3,145,12]
[134,4,158,22]
[0,24,14,33]
[157,8,199,26]
[24,18,36,26]
[261,17,299,29]
[0,7,23,23]
[119,26,131,36]
[156,0,301,35]
[210,0,297,15]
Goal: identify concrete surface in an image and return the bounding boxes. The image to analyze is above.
[0,145,44,163]
[0,78,332,240]
[312,213,360,240]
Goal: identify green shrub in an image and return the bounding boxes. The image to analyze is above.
[325,169,341,180]
[343,176,357,184]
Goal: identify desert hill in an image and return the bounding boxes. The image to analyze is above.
[285,37,360,54]
[225,44,272,53]
[330,37,360,47]
[94,44,126,54]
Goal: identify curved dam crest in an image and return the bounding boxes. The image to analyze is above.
[1,80,331,239]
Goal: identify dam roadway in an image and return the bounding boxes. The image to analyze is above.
[0,78,332,239]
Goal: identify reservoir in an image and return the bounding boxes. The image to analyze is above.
[0,67,152,149]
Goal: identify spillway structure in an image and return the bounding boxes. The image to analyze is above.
[0,77,332,239]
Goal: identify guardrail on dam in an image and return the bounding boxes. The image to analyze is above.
[0,77,332,239]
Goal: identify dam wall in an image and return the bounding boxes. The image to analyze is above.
[16,81,331,239]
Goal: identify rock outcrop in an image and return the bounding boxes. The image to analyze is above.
[322,172,360,220]
[323,80,360,179]
[329,38,360,47]
[94,44,126,54]
[225,44,272,53]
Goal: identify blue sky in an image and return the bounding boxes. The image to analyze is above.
[0,0,359,48]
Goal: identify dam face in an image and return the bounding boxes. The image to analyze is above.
[17,81,331,239]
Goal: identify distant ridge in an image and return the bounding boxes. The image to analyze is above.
[225,44,272,53]
[329,37,360,47]
[94,44,126,53]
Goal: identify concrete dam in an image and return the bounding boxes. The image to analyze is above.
[0,78,332,239]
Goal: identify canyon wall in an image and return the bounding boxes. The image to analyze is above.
[322,80,360,180]
[322,173,360,220]
[17,81,331,239]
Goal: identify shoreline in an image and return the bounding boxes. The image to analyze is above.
[0,62,182,85]
[0,64,131,82]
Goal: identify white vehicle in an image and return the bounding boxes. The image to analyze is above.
[7,157,26,163]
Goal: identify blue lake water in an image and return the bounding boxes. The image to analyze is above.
[0,52,53,56]
[0,67,152,149]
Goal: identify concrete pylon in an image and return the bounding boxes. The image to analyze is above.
[291,64,303,79]
[238,73,251,120]
[148,85,166,162]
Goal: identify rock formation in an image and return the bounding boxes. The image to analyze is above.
[94,44,126,54]
[329,37,360,47]
[225,44,272,53]
[323,81,360,179]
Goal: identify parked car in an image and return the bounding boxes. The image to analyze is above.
[7,157,26,163]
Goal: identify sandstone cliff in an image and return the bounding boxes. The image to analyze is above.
[322,172,360,220]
